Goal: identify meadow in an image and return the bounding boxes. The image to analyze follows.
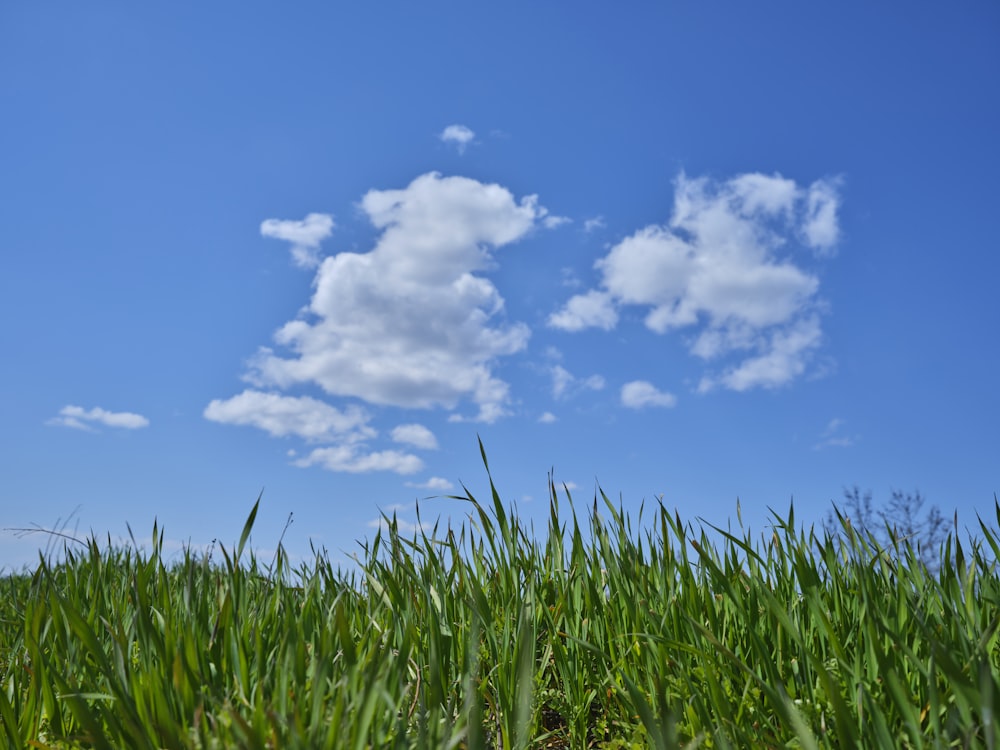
[2,445,998,748]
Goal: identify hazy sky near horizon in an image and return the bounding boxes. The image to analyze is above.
[2,2,998,572]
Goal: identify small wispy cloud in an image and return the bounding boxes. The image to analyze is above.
[559,267,582,288]
[550,365,605,399]
[48,405,150,431]
[439,124,475,154]
[538,411,558,424]
[621,381,677,409]
[824,417,845,433]
[366,515,435,535]
[293,446,423,474]
[814,417,857,450]
[405,477,455,491]
[583,216,606,232]
[802,178,843,255]
[260,213,334,269]
[543,215,572,229]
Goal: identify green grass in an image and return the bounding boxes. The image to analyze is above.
[2,443,999,748]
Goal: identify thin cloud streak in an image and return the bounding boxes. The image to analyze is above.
[48,405,149,431]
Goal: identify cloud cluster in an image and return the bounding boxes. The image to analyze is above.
[203,389,431,473]
[249,172,542,422]
[550,172,841,391]
[49,405,149,431]
[208,168,842,476]
[208,172,545,475]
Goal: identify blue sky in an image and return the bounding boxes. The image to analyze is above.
[2,2,998,572]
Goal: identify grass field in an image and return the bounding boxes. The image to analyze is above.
[2,444,999,748]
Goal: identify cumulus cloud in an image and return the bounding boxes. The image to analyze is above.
[439,124,475,154]
[260,213,334,269]
[551,171,841,391]
[621,381,677,409]
[538,411,558,424]
[697,316,822,392]
[391,423,438,450]
[49,405,149,431]
[202,391,416,475]
[247,172,543,423]
[203,390,373,442]
[547,289,617,331]
[294,445,423,474]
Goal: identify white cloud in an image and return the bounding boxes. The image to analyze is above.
[543,215,572,229]
[621,381,677,409]
[559,268,582,288]
[547,289,617,331]
[391,423,438,450]
[818,436,855,449]
[802,178,842,253]
[203,390,373,442]
[49,405,149,431]
[726,173,800,216]
[203,391,429,475]
[823,417,845,434]
[550,365,605,399]
[697,315,822,392]
[583,216,606,232]
[552,171,841,392]
[439,124,475,154]
[260,213,334,269]
[367,516,433,535]
[405,476,455,491]
[814,416,857,449]
[247,172,544,423]
[551,366,573,398]
[538,411,558,424]
[294,445,423,474]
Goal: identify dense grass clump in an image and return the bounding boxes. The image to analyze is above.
[2,447,999,748]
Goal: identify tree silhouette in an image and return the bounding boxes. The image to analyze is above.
[825,486,948,574]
